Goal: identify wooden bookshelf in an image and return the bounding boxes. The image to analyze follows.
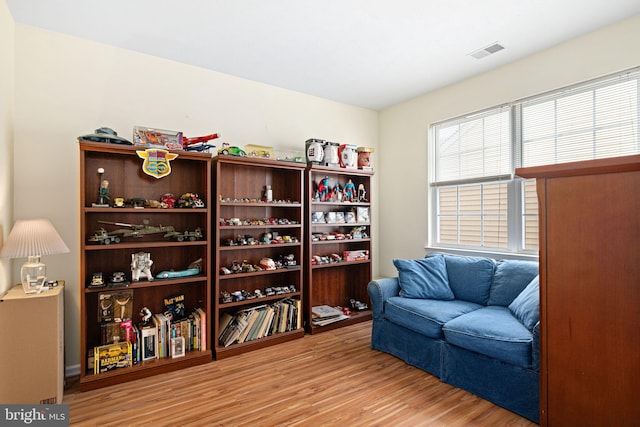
[305,165,374,334]
[78,140,212,391]
[213,155,305,359]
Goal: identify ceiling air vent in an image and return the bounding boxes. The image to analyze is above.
[469,42,505,59]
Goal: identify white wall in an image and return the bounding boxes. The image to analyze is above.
[378,14,640,278]
[13,25,379,371]
[0,0,14,294]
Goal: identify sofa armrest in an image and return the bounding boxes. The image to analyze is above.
[532,321,540,372]
[367,278,400,320]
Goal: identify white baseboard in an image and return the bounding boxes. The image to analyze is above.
[66,364,80,378]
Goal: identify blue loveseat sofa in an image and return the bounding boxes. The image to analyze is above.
[367,253,540,422]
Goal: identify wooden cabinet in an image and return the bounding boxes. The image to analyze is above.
[516,155,640,426]
[305,166,373,334]
[79,141,212,391]
[0,284,64,404]
[213,156,305,359]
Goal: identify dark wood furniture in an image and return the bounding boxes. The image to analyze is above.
[305,165,374,333]
[516,155,640,426]
[79,140,212,390]
[213,155,305,359]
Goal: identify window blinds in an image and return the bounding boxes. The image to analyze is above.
[434,106,511,183]
[521,69,640,167]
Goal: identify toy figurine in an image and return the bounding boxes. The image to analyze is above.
[317,176,332,202]
[131,252,154,282]
[358,183,367,202]
[182,132,219,150]
[333,183,343,202]
[343,179,356,202]
[263,185,273,202]
[160,193,176,208]
[92,168,110,207]
[140,307,153,326]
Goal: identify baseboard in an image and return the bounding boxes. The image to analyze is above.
[65,364,80,378]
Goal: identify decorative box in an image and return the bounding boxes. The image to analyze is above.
[344,250,369,262]
[133,126,183,150]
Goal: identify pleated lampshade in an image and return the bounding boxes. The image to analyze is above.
[1,219,69,294]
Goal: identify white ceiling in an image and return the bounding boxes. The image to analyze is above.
[7,1,640,110]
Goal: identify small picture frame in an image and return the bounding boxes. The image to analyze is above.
[334,212,345,224]
[141,326,158,361]
[171,336,185,358]
[325,212,337,224]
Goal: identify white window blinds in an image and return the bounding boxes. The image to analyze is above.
[435,106,511,183]
[521,69,640,167]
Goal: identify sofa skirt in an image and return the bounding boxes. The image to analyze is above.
[371,317,443,378]
[441,343,540,423]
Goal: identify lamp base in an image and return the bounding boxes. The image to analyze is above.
[21,255,47,295]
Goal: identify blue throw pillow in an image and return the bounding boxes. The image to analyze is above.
[393,255,454,300]
[508,275,540,330]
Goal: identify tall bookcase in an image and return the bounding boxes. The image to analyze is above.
[213,155,305,359]
[79,140,212,391]
[305,165,374,334]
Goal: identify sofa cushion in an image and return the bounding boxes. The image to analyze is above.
[442,254,495,305]
[443,306,533,368]
[508,275,540,330]
[385,296,481,339]
[487,259,538,306]
[394,255,454,300]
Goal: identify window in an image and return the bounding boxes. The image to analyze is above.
[431,67,640,256]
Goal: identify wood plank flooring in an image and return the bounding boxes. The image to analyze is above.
[64,321,537,426]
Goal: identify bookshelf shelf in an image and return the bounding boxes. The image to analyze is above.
[79,350,212,391]
[305,166,374,334]
[213,156,306,359]
[78,140,212,391]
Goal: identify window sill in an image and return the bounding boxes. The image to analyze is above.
[425,246,539,262]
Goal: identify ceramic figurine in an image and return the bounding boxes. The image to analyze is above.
[131,252,154,282]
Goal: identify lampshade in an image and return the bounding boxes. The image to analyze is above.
[0,219,70,294]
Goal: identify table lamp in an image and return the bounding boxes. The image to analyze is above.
[0,219,70,294]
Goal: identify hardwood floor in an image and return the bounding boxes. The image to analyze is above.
[64,321,537,426]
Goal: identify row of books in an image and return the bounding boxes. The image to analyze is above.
[219,298,301,347]
[140,308,207,361]
[91,307,206,374]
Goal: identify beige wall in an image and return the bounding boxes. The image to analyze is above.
[13,25,379,372]
[0,0,14,294]
[6,7,640,375]
[377,14,640,278]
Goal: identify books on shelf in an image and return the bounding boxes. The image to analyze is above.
[92,306,207,374]
[312,305,343,319]
[218,298,301,347]
[311,313,349,327]
[311,305,348,327]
